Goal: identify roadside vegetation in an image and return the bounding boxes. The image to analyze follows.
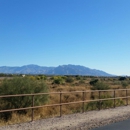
[0,74,130,126]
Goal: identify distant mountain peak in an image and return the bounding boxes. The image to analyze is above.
[0,64,114,76]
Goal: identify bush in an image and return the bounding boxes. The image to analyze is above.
[91,82,109,90]
[121,81,128,88]
[85,94,125,111]
[65,77,74,83]
[75,75,82,80]
[52,76,65,84]
[78,80,85,84]
[119,77,127,81]
[89,79,98,86]
[0,77,48,120]
[38,75,47,80]
[85,101,99,110]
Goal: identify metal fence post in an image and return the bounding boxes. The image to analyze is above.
[31,95,34,121]
[60,91,62,117]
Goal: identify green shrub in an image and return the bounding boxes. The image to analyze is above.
[85,93,125,111]
[36,76,41,80]
[75,75,82,80]
[89,79,98,86]
[65,77,74,83]
[116,99,125,106]
[99,95,113,108]
[91,82,110,90]
[121,81,128,88]
[38,75,47,80]
[85,101,99,110]
[101,100,113,108]
[0,77,48,120]
[78,80,85,84]
[119,77,127,81]
[52,76,65,84]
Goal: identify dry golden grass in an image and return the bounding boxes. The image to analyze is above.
[0,112,31,126]
[0,76,130,126]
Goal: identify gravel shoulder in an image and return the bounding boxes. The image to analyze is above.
[1,105,130,130]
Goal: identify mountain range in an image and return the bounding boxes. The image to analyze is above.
[0,64,114,76]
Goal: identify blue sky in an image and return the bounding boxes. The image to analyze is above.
[0,0,130,75]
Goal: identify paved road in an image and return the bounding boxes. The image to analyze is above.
[92,118,130,130]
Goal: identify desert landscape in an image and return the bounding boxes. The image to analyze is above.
[0,74,130,129]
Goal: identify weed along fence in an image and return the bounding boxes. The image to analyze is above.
[0,89,130,122]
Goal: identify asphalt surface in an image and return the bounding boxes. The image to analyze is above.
[92,118,130,130]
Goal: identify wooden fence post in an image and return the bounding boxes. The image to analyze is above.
[114,90,115,108]
[60,91,62,117]
[99,91,101,110]
[82,91,85,113]
[126,89,128,105]
[31,95,34,121]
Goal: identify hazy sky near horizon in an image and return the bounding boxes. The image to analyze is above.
[0,0,130,75]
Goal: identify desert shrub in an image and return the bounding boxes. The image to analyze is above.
[40,75,47,80]
[75,75,82,80]
[72,104,82,113]
[99,95,113,108]
[61,76,67,80]
[36,75,47,80]
[85,98,124,111]
[89,79,98,86]
[116,99,124,106]
[86,92,125,111]
[119,77,127,81]
[65,77,74,83]
[112,81,121,85]
[0,77,48,120]
[101,100,113,108]
[36,76,41,80]
[85,94,113,111]
[52,76,65,84]
[29,76,36,80]
[50,76,55,80]
[78,80,85,84]
[91,82,110,90]
[85,101,99,110]
[82,76,87,80]
[121,81,128,88]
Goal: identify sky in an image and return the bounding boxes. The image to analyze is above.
[0,0,130,76]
